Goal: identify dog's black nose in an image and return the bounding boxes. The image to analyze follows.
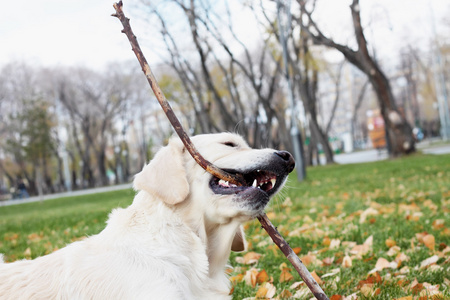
[275,151,295,173]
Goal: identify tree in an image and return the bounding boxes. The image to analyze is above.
[139,0,292,151]
[298,0,415,156]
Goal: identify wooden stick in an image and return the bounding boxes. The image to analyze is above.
[257,213,329,299]
[112,2,329,299]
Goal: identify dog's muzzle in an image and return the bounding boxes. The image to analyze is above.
[209,151,295,204]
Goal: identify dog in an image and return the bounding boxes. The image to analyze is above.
[0,132,295,299]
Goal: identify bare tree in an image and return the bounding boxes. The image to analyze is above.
[298,0,415,156]
[138,0,292,150]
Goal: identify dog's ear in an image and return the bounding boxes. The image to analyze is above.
[133,138,189,205]
[231,225,247,252]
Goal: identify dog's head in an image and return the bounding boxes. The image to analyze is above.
[133,133,295,250]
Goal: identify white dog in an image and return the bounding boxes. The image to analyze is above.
[0,133,295,300]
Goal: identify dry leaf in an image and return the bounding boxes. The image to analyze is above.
[387,245,401,256]
[255,286,268,298]
[292,247,302,254]
[244,268,259,287]
[422,234,435,251]
[279,268,294,283]
[342,255,352,268]
[329,239,341,249]
[310,270,323,285]
[238,252,262,264]
[256,269,269,284]
[229,274,244,284]
[278,289,292,298]
[322,256,335,266]
[256,282,276,298]
[360,207,379,223]
[420,255,439,269]
[23,247,32,257]
[385,238,396,248]
[432,219,445,230]
[375,257,390,271]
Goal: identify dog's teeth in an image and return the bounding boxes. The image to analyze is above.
[219,179,229,187]
[270,178,276,187]
[252,179,257,188]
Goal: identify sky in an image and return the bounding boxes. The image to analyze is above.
[1,0,449,71]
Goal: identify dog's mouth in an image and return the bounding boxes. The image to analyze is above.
[209,168,284,198]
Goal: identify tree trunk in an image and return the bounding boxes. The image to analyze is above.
[298,0,415,156]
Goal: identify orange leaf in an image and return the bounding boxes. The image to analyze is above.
[280,269,294,283]
[293,247,302,254]
[279,289,293,298]
[243,252,262,264]
[385,238,396,248]
[330,295,343,300]
[255,286,268,298]
[244,268,259,287]
[422,234,435,251]
[310,271,323,285]
[230,274,244,284]
[256,269,269,284]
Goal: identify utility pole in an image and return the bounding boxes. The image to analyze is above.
[430,5,450,140]
[277,0,306,181]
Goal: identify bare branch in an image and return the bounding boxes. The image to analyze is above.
[257,213,329,300]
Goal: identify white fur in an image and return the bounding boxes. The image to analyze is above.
[0,133,289,300]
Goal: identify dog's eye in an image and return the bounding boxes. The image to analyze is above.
[223,142,238,148]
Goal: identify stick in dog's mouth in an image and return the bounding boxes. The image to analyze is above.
[210,169,281,196]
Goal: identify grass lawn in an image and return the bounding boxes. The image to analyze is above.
[1,153,449,299]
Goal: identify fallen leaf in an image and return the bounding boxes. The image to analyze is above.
[23,247,32,257]
[422,234,435,251]
[292,247,302,254]
[255,286,268,298]
[256,269,269,284]
[280,268,294,283]
[256,282,276,298]
[342,255,352,268]
[387,245,401,256]
[375,257,390,271]
[244,268,259,287]
[229,274,244,284]
[278,289,292,298]
[360,207,378,223]
[237,252,262,264]
[310,270,323,285]
[322,257,334,266]
[420,255,439,269]
[385,238,396,248]
[432,219,445,230]
[329,239,341,249]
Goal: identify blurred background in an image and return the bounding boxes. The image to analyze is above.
[1,0,449,198]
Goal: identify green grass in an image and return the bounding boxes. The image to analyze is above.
[1,153,449,298]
